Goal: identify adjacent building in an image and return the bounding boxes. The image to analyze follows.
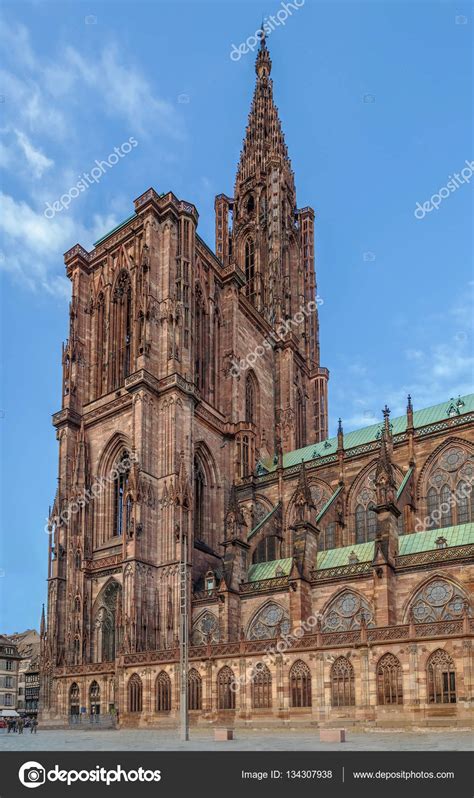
[0,635,20,712]
[10,630,41,716]
[40,36,473,729]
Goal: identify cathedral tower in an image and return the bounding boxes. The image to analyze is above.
[215,34,329,450]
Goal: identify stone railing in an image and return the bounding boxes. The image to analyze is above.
[66,618,470,670]
[239,576,289,594]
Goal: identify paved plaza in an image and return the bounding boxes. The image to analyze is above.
[0,727,472,751]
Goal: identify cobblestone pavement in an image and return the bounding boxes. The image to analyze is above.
[0,728,472,751]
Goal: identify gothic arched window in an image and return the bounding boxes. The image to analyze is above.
[295,387,305,449]
[423,446,474,530]
[194,456,205,543]
[113,451,130,538]
[72,637,80,666]
[211,308,220,405]
[377,653,403,705]
[188,669,202,710]
[331,657,355,707]
[217,666,236,710]
[408,579,469,623]
[245,372,256,425]
[191,611,220,645]
[128,673,143,712]
[456,480,473,524]
[156,671,172,712]
[251,663,272,708]
[367,504,377,540]
[238,434,251,478]
[112,271,133,389]
[322,591,375,632]
[355,505,365,543]
[96,292,105,397]
[427,649,456,704]
[92,580,121,663]
[320,521,336,551]
[440,484,452,526]
[252,535,278,564]
[247,602,290,640]
[244,238,255,301]
[355,503,377,543]
[89,680,101,715]
[290,660,311,708]
[69,682,80,716]
[195,290,206,391]
[427,487,439,528]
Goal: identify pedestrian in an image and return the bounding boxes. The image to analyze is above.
[18,717,24,734]
[12,719,17,733]
[7,719,11,733]
[31,718,38,734]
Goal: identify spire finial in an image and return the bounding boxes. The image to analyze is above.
[407,394,412,412]
[256,24,271,77]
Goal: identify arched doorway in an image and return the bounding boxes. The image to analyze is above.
[69,683,80,719]
[89,680,101,719]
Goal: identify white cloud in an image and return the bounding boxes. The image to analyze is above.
[0,192,120,297]
[0,19,184,296]
[405,348,424,361]
[333,285,474,434]
[63,44,180,138]
[15,130,53,178]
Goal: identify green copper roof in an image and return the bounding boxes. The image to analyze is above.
[398,523,474,554]
[247,558,293,582]
[317,542,374,570]
[245,524,474,579]
[248,503,280,541]
[261,393,474,473]
[93,214,137,246]
[316,523,474,569]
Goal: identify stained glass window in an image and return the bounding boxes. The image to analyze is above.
[247,602,291,640]
[191,612,220,645]
[427,650,456,704]
[290,660,311,708]
[322,591,374,632]
[377,653,403,705]
[331,657,355,707]
[409,579,469,623]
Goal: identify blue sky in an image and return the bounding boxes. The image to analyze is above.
[0,0,472,632]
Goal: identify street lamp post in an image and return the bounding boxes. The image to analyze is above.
[179,524,189,741]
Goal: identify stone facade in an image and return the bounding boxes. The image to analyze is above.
[40,37,473,730]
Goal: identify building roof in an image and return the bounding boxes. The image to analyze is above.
[247,558,293,582]
[93,214,137,246]
[259,393,474,474]
[246,523,474,580]
[315,522,474,570]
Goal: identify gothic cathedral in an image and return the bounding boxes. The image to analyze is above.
[40,37,474,728]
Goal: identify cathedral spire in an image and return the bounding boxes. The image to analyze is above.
[235,35,293,190]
